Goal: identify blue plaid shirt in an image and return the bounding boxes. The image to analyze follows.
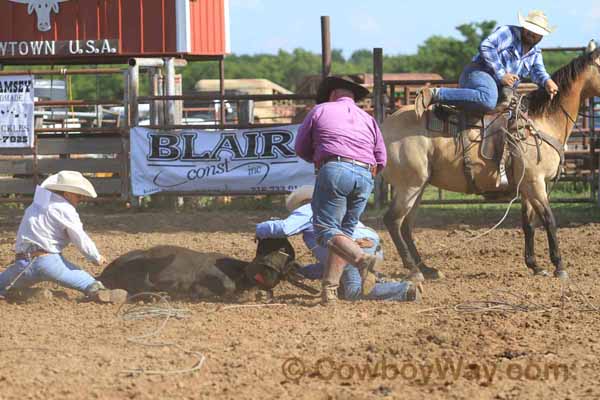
[472,25,551,87]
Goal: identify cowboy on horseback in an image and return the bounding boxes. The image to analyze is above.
[415,10,560,186]
[415,10,559,117]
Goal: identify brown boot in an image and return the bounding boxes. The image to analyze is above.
[86,281,129,304]
[320,282,339,305]
[496,86,514,111]
[361,270,377,296]
[405,282,423,302]
[328,235,383,290]
[415,87,435,119]
[90,289,129,304]
[320,251,346,305]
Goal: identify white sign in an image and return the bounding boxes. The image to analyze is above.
[130,125,316,196]
[0,75,35,148]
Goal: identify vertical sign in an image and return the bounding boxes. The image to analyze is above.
[0,75,35,148]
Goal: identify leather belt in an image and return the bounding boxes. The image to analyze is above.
[318,156,377,177]
[15,250,50,261]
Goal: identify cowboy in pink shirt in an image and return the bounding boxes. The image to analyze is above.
[296,76,418,305]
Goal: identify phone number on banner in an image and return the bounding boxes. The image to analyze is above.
[1,135,28,144]
[251,185,301,193]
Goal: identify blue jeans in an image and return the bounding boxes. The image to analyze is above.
[312,160,374,246]
[299,238,412,301]
[0,254,97,295]
[341,266,412,301]
[437,65,499,113]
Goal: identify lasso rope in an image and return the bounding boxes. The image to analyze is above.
[117,292,205,376]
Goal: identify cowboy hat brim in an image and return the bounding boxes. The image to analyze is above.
[316,76,370,104]
[518,12,555,36]
[41,172,98,198]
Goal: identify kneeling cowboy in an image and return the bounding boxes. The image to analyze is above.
[255,186,421,302]
[0,171,126,303]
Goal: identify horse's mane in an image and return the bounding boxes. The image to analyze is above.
[527,52,594,116]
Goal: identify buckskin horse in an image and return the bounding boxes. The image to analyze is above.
[382,41,600,281]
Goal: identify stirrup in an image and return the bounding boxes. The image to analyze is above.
[496,166,509,187]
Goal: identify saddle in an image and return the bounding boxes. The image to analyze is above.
[425,94,564,195]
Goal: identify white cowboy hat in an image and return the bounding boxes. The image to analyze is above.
[285,185,314,211]
[518,10,555,36]
[41,170,98,198]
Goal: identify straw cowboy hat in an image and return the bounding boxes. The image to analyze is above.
[41,170,98,198]
[518,10,555,36]
[285,185,314,211]
[316,76,370,104]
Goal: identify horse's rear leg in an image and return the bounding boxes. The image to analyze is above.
[521,181,567,279]
[402,189,444,279]
[384,185,428,282]
[521,199,549,276]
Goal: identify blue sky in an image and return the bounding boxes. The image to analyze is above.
[228,0,600,57]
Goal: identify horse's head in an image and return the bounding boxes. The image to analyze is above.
[583,40,600,96]
[528,40,600,116]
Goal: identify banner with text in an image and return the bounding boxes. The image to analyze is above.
[0,75,34,148]
[130,125,316,196]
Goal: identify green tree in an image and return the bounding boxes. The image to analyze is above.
[411,20,497,79]
[57,20,585,99]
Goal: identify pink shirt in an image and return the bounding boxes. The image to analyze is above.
[295,97,387,170]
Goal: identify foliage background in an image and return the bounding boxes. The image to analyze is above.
[7,21,581,100]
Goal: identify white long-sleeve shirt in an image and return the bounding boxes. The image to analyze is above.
[14,186,102,265]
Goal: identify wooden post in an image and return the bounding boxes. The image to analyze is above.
[121,69,131,202]
[219,58,226,126]
[127,62,139,127]
[591,98,599,206]
[389,84,396,113]
[164,57,176,126]
[321,16,331,79]
[373,48,384,209]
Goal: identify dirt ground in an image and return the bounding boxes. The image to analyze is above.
[0,206,599,400]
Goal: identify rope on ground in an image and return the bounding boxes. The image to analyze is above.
[116,292,206,376]
[211,303,287,313]
[454,288,556,313]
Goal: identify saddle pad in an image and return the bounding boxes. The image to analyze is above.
[426,109,461,136]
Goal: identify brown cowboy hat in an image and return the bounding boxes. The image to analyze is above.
[316,76,370,104]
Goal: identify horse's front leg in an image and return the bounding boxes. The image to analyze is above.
[521,199,549,276]
[541,203,567,279]
[384,190,425,282]
[521,180,567,279]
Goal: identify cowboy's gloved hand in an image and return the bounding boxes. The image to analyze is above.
[501,73,519,87]
[95,255,107,266]
[544,79,559,99]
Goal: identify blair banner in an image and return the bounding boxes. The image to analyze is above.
[0,75,35,148]
[130,125,316,196]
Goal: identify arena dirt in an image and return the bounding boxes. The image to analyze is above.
[0,208,599,400]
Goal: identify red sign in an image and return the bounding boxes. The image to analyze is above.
[0,0,229,63]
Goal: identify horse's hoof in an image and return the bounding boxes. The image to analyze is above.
[407,271,425,282]
[554,270,569,280]
[533,269,550,277]
[420,266,444,280]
